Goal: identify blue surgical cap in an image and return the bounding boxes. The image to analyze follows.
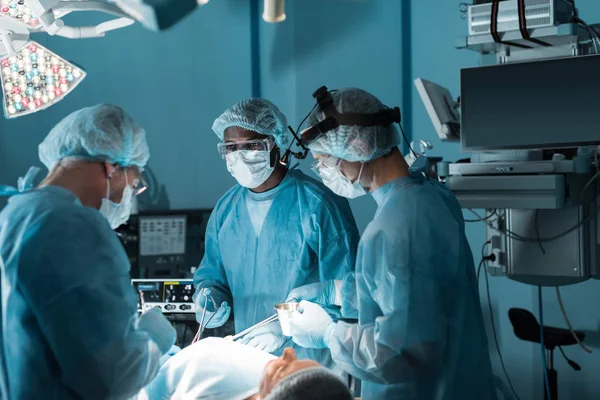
[212,98,289,148]
[38,104,149,171]
[306,88,401,162]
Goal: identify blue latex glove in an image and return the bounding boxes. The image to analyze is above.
[159,344,181,366]
[290,300,335,349]
[136,307,176,354]
[238,321,288,353]
[285,280,339,306]
[194,288,231,329]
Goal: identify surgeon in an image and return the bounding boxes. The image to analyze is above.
[193,98,360,370]
[285,87,496,399]
[0,104,176,400]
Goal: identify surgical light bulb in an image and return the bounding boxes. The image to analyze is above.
[0,0,40,29]
[0,41,86,119]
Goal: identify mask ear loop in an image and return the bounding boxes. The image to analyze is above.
[105,175,111,201]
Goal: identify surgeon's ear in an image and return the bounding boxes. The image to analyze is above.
[103,162,118,179]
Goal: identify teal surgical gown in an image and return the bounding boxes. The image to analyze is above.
[193,168,359,369]
[0,186,170,400]
[329,176,496,399]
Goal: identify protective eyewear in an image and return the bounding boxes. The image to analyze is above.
[132,177,148,196]
[126,167,148,196]
[217,137,275,159]
[311,156,342,178]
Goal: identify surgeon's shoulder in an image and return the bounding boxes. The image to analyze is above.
[210,184,245,224]
[34,199,113,243]
[290,169,353,215]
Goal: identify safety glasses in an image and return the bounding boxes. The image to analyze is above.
[311,155,341,178]
[217,137,275,159]
[126,167,148,196]
[132,177,148,196]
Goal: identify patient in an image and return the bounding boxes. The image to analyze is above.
[136,337,352,400]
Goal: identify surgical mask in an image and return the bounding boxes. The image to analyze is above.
[99,173,134,229]
[314,158,367,199]
[226,150,274,189]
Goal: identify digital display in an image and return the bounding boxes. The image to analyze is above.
[164,282,194,303]
[137,282,160,291]
[139,216,186,256]
[134,281,163,304]
[132,279,195,311]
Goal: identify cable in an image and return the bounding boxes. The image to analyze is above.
[469,166,600,244]
[573,16,600,54]
[398,123,417,157]
[535,210,546,255]
[538,287,552,400]
[558,346,568,360]
[580,170,600,201]
[558,346,582,371]
[472,203,600,244]
[465,209,498,223]
[555,287,592,353]
[477,241,492,285]
[480,241,522,400]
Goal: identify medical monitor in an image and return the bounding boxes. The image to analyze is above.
[414,78,460,141]
[460,54,600,151]
[117,209,212,279]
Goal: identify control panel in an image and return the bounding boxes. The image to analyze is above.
[132,279,196,314]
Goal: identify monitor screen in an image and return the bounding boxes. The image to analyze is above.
[461,54,600,151]
[139,216,187,256]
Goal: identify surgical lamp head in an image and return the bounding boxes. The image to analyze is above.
[0,15,86,119]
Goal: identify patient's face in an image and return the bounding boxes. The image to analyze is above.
[257,348,320,398]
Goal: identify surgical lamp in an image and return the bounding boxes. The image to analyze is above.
[0,0,138,119]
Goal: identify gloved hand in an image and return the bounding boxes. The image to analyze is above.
[159,344,181,367]
[136,307,177,354]
[194,287,231,329]
[285,280,341,306]
[238,321,288,353]
[290,300,335,349]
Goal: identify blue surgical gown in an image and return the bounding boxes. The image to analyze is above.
[193,168,359,369]
[0,186,167,400]
[329,176,496,399]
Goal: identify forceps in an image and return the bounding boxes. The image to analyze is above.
[192,288,219,343]
[228,314,279,341]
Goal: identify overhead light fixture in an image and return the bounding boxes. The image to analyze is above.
[263,0,285,23]
[0,1,136,119]
[109,0,203,31]
[1,39,86,118]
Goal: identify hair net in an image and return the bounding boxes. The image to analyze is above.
[38,104,149,171]
[266,367,353,400]
[212,98,289,148]
[306,88,401,162]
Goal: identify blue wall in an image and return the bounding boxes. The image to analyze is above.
[1,0,600,397]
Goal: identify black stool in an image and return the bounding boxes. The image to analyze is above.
[508,308,584,400]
